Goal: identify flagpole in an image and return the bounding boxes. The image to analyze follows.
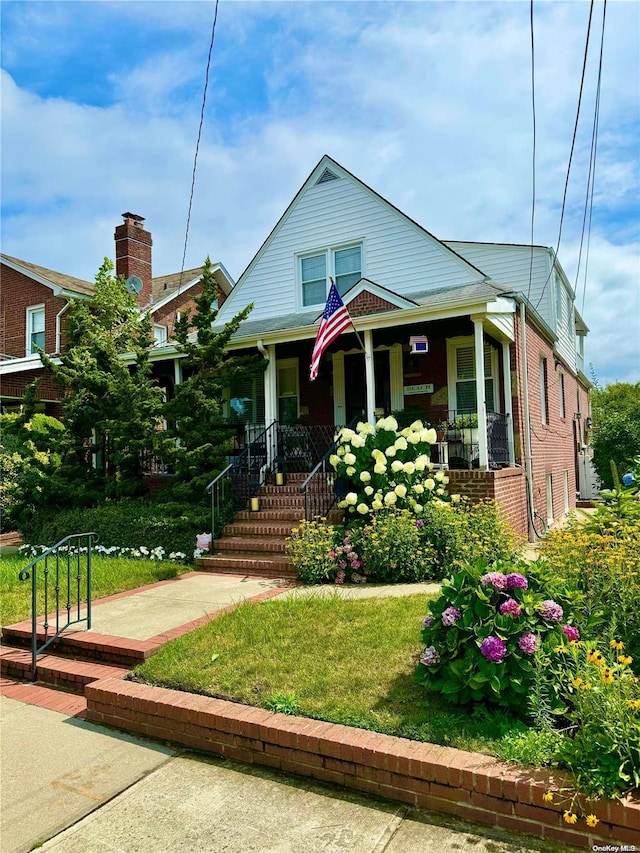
[330,277,365,351]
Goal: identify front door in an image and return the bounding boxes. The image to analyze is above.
[343,351,391,423]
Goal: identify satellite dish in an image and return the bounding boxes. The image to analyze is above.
[125,275,143,294]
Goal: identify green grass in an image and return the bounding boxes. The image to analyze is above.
[0,554,189,628]
[133,591,546,760]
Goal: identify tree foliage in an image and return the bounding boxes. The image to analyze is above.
[590,382,640,489]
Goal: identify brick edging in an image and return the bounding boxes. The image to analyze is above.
[86,677,638,850]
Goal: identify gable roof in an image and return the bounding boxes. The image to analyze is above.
[151,262,234,308]
[1,253,95,297]
[219,155,488,320]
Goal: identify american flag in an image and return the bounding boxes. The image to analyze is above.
[309,282,354,381]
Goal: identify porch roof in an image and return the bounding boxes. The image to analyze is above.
[220,279,511,344]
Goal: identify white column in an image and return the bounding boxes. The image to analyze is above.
[389,344,404,412]
[332,351,346,425]
[173,357,182,386]
[364,329,376,425]
[263,344,277,425]
[474,319,489,469]
[502,341,515,465]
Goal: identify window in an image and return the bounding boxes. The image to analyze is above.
[153,325,167,346]
[559,372,565,419]
[300,244,362,307]
[277,359,299,424]
[26,305,45,354]
[539,357,549,424]
[563,470,570,514]
[546,473,554,524]
[448,341,496,413]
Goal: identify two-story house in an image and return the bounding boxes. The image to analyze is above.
[0,213,233,416]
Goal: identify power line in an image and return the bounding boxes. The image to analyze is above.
[179,0,220,291]
[579,0,607,316]
[525,0,537,303]
[534,0,595,312]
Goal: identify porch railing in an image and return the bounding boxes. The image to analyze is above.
[426,408,510,470]
[300,420,357,521]
[487,411,510,466]
[18,533,97,680]
[206,421,279,540]
[275,424,337,474]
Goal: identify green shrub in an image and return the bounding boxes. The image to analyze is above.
[415,560,576,711]
[419,499,521,579]
[359,509,437,582]
[286,520,339,583]
[20,499,208,560]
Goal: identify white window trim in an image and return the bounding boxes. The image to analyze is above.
[446,336,499,413]
[539,356,548,425]
[296,240,364,310]
[153,324,168,346]
[26,304,45,356]
[546,473,554,525]
[558,371,566,419]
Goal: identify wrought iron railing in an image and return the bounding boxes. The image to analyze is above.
[300,420,357,520]
[18,533,97,680]
[422,408,511,469]
[206,421,278,540]
[275,424,336,474]
[487,411,510,466]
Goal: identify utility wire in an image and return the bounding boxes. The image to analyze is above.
[534,0,595,312]
[178,0,220,291]
[580,0,607,316]
[525,0,537,303]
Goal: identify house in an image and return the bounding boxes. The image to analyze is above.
[209,155,592,538]
[0,213,234,416]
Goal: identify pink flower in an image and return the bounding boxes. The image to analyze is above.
[480,572,508,590]
[518,633,539,655]
[563,625,580,642]
[329,550,337,559]
[499,598,522,618]
[480,636,507,663]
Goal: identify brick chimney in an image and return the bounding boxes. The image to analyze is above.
[114,212,153,308]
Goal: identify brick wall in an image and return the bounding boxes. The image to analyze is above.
[347,290,398,317]
[512,314,589,526]
[448,468,528,536]
[86,677,638,851]
[114,217,153,309]
[0,265,68,358]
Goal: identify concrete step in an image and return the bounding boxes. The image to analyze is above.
[224,522,297,537]
[215,537,288,553]
[195,556,297,580]
[0,645,128,694]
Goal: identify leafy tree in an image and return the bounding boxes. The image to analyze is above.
[40,258,163,504]
[590,381,640,489]
[161,256,264,504]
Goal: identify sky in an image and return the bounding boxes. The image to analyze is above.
[1,0,638,385]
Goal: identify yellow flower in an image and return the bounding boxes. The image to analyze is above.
[543,791,554,803]
[619,655,633,665]
[581,682,593,691]
[571,677,582,688]
[554,644,567,653]
[611,639,624,650]
[563,811,578,825]
[585,814,599,828]
[602,671,614,684]
[626,699,640,710]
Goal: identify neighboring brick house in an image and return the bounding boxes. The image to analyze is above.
[0,213,233,416]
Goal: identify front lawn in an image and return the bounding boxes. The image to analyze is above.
[0,554,189,628]
[132,591,544,760]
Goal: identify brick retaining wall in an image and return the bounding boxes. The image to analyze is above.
[86,677,638,850]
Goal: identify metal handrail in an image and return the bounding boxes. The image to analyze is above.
[300,419,358,520]
[18,532,97,680]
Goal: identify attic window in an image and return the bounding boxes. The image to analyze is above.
[316,168,339,185]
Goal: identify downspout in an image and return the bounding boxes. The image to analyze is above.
[518,299,536,542]
[55,301,71,354]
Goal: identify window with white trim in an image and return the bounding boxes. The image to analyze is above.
[299,243,362,307]
[539,356,549,425]
[559,371,566,419]
[153,324,168,346]
[447,339,498,413]
[26,305,45,354]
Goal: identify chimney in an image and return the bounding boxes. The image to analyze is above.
[114,212,153,307]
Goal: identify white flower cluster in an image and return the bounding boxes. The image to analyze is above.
[17,543,189,562]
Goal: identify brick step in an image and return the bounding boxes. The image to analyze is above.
[0,645,128,694]
[196,556,297,580]
[256,495,306,509]
[1,676,87,716]
[1,624,150,667]
[267,473,307,484]
[224,522,297,537]
[215,537,288,553]
[235,510,303,522]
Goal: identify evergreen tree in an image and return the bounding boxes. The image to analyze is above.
[161,256,264,503]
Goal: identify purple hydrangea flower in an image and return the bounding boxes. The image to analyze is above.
[415,519,425,529]
[420,645,440,667]
[480,636,507,663]
[442,606,461,626]
[480,572,508,591]
[422,615,433,628]
[538,600,564,623]
[518,632,539,655]
[563,625,580,642]
[506,572,528,590]
[499,598,522,618]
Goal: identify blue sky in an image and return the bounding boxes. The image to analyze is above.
[1,0,638,385]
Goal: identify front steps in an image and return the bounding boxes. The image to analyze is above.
[196,474,309,581]
[0,645,128,694]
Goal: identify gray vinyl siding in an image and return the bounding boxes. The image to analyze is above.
[217,177,484,325]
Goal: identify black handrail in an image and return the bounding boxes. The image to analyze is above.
[18,532,97,680]
[300,418,358,520]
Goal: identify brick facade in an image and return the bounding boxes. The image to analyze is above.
[0,267,68,358]
[448,468,528,536]
[347,290,399,317]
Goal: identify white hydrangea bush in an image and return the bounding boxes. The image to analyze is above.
[331,417,454,520]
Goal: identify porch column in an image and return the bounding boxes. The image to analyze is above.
[332,352,346,425]
[173,358,182,386]
[364,329,376,424]
[263,344,277,468]
[474,319,489,469]
[389,344,404,412]
[502,341,515,464]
